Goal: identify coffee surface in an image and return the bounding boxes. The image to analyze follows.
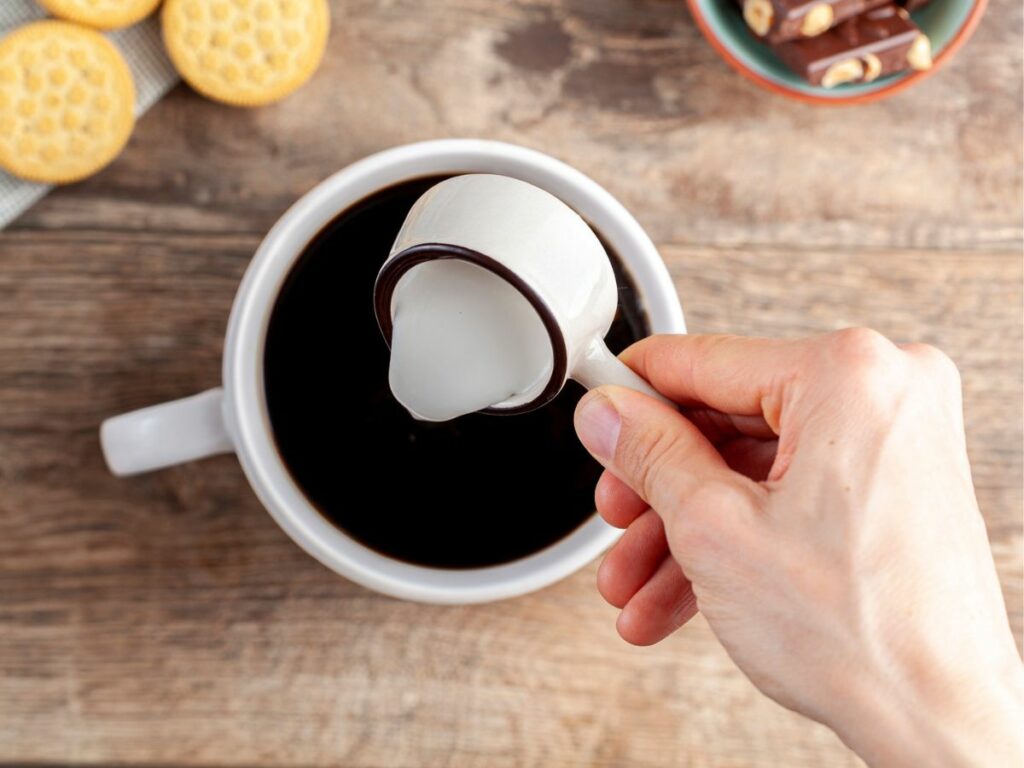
[264,176,648,568]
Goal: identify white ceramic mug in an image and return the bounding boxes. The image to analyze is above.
[375,174,671,415]
[100,139,686,604]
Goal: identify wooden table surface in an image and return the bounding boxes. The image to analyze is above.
[0,1,1020,765]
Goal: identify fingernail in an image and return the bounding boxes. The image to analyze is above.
[575,392,621,462]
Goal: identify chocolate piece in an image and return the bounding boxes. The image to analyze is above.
[739,0,890,43]
[772,5,932,87]
[899,0,934,12]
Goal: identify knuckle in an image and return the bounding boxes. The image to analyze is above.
[905,343,962,388]
[828,327,895,367]
[825,329,907,406]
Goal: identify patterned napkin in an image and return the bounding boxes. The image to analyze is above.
[0,1,179,229]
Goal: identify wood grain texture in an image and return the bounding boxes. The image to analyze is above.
[0,0,1021,765]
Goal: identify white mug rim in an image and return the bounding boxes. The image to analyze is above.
[223,139,686,604]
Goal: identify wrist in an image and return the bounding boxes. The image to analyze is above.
[833,656,1024,767]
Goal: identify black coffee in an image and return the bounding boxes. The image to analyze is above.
[264,176,649,569]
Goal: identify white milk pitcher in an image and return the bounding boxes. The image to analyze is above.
[374,174,672,421]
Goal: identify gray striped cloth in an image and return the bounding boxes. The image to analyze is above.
[0,1,179,229]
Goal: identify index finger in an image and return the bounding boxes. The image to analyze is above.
[620,334,809,428]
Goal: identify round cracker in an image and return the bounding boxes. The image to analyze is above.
[37,0,163,30]
[0,21,136,184]
[162,0,330,107]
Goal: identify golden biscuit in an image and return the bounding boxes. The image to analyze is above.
[162,0,330,107]
[0,21,136,184]
[36,0,163,30]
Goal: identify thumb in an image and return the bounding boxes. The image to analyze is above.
[574,386,762,523]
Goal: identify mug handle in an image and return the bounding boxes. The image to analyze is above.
[572,337,675,408]
[100,388,234,477]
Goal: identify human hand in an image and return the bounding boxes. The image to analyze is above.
[574,331,1023,767]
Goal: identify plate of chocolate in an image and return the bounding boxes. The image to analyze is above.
[687,0,986,102]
